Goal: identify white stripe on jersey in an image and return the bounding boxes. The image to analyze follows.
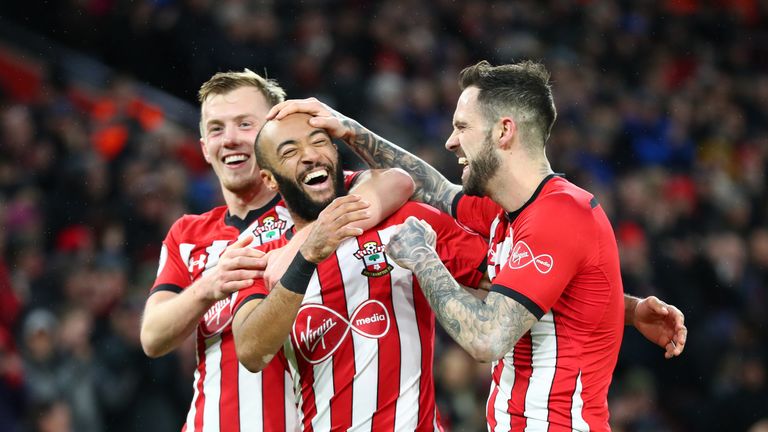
[203,338,222,432]
[238,362,263,431]
[337,238,377,431]
[311,360,334,431]
[284,368,300,432]
[571,371,588,432]
[523,312,557,432]
[380,226,420,431]
[186,353,202,432]
[180,243,195,267]
[491,356,515,432]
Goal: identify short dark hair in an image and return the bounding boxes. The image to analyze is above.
[459,60,557,147]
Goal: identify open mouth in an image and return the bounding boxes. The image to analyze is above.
[222,154,249,166]
[458,157,468,166]
[302,168,330,186]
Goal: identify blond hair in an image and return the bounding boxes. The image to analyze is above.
[198,69,286,135]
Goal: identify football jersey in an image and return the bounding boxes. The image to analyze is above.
[150,170,362,432]
[452,175,624,432]
[235,202,487,432]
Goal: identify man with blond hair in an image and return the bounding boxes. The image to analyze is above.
[139,69,413,431]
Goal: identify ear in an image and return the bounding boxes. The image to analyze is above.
[200,138,212,164]
[497,117,517,150]
[260,170,279,192]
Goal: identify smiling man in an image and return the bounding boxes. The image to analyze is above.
[267,60,688,432]
[231,113,488,432]
[139,70,414,432]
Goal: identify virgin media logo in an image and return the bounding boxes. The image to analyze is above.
[292,300,390,364]
[508,241,553,274]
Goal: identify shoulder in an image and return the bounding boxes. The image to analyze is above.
[167,206,228,239]
[533,179,595,217]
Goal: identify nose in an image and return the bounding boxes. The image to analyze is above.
[299,145,322,164]
[222,124,239,146]
[445,130,460,153]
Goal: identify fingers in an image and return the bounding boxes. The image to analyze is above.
[267,98,328,120]
[232,233,255,248]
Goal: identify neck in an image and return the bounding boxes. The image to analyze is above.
[488,155,553,212]
[291,215,314,232]
[223,185,278,219]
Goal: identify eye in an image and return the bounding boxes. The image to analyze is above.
[280,148,298,159]
[208,125,223,135]
[312,138,329,146]
[240,121,253,128]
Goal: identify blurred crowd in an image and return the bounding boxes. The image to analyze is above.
[1,0,767,431]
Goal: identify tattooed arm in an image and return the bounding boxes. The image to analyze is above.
[267,98,461,214]
[385,217,537,361]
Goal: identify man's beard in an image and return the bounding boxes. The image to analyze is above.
[272,164,347,222]
[463,131,501,197]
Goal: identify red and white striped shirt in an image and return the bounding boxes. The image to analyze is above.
[236,202,487,432]
[152,195,299,432]
[452,175,624,432]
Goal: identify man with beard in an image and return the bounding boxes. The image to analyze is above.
[140,70,414,432]
[230,113,488,431]
[267,61,688,432]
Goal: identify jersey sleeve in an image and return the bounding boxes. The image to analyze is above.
[414,204,487,288]
[151,218,191,295]
[490,195,591,318]
[451,192,501,238]
[343,170,363,189]
[232,277,270,315]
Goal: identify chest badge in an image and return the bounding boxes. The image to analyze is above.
[353,241,394,277]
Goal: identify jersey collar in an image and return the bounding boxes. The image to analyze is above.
[225,193,282,233]
[505,173,564,222]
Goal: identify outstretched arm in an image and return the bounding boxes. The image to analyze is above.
[268,98,461,213]
[385,217,537,361]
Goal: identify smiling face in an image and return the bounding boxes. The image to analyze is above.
[256,113,345,222]
[200,86,271,195]
[445,86,501,196]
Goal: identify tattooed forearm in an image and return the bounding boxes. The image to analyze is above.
[342,119,461,214]
[411,251,538,362]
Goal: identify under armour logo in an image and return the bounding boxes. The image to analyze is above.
[508,241,553,274]
[188,254,207,272]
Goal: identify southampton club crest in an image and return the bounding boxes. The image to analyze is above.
[353,241,394,277]
[253,216,287,244]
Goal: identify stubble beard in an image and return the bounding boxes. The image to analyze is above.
[463,132,501,197]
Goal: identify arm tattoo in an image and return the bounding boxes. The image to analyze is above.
[405,247,538,361]
[343,119,461,214]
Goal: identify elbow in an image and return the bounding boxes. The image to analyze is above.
[388,168,415,198]
[140,334,167,359]
[235,345,269,373]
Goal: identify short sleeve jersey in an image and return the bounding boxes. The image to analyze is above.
[452,175,624,432]
[235,202,486,432]
[151,171,361,432]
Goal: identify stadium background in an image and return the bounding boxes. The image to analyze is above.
[0,0,766,431]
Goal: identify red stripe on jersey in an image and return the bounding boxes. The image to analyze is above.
[413,282,437,430]
[262,354,288,430]
[219,332,239,432]
[363,234,400,432]
[486,360,505,430]
[319,254,355,430]
[509,334,533,432]
[194,334,206,432]
[298,356,317,432]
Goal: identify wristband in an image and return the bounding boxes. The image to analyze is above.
[279,251,317,295]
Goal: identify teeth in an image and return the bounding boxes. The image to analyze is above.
[303,169,328,184]
[458,157,468,166]
[224,154,248,164]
